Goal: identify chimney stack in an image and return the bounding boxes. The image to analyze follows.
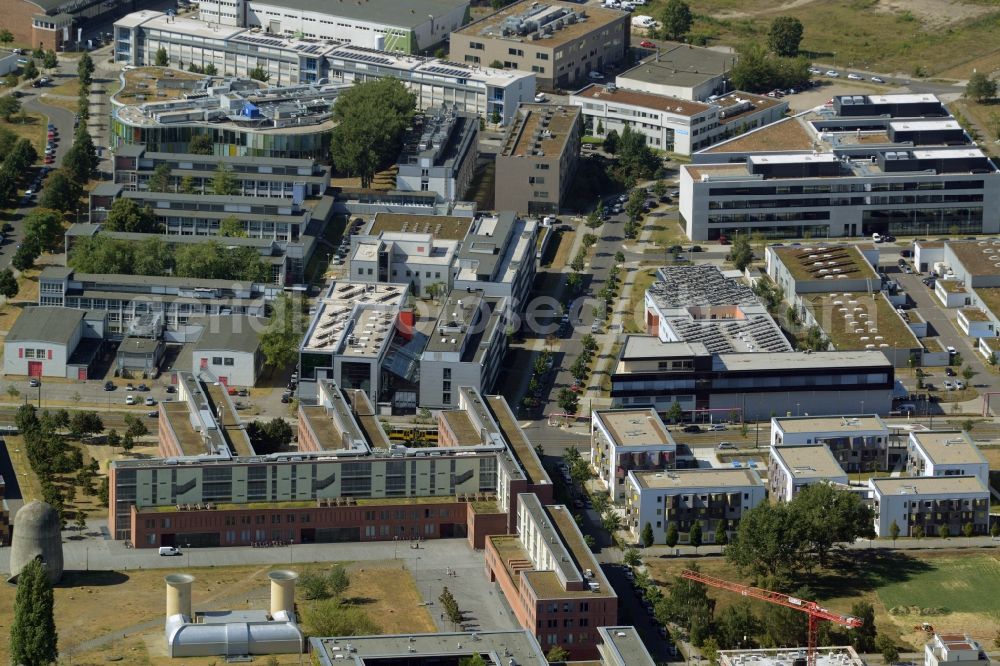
[165,573,195,619]
[269,570,298,616]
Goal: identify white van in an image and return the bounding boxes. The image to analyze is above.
[159,546,181,556]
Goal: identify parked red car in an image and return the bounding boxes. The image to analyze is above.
[639,40,655,48]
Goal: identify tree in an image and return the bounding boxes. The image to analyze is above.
[63,131,98,185]
[179,175,197,194]
[204,63,218,76]
[42,49,58,70]
[218,215,246,237]
[966,71,997,103]
[0,94,20,121]
[939,524,950,539]
[623,546,641,568]
[963,521,976,541]
[76,52,94,87]
[665,401,683,424]
[768,17,804,57]
[246,417,295,454]
[121,432,135,455]
[155,47,169,66]
[602,129,619,154]
[764,586,810,647]
[261,294,305,371]
[659,0,692,41]
[0,268,18,299]
[22,59,38,81]
[104,197,160,233]
[715,600,761,649]
[4,72,17,88]
[15,404,39,433]
[123,414,148,438]
[106,429,122,450]
[212,162,239,195]
[889,520,900,545]
[625,188,645,221]
[658,566,713,642]
[330,78,416,188]
[730,43,810,94]
[642,522,654,548]
[460,655,488,666]
[789,482,874,568]
[912,524,925,539]
[876,635,899,664]
[961,365,977,384]
[22,208,64,253]
[0,28,13,45]
[715,519,729,546]
[665,522,679,548]
[38,171,80,213]
[728,234,754,271]
[615,126,660,182]
[303,599,380,637]
[74,511,87,533]
[546,645,570,663]
[248,65,270,82]
[12,240,39,271]
[98,476,109,506]
[689,520,703,552]
[148,162,173,192]
[69,411,103,439]
[850,602,877,653]
[189,133,214,155]
[9,558,58,666]
[556,387,579,414]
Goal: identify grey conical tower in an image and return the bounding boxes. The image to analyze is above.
[8,501,64,584]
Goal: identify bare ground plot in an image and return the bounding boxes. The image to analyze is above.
[645,0,1000,79]
[0,562,434,665]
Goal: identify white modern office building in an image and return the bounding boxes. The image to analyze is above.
[906,431,989,487]
[590,409,676,503]
[570,86,787,156]
[680,94,1000,241]
[195,0,469,53]
[114,11,535,124]
[396,107,479,202]
[869,476,990,537]
[623,468,766,545]
[767,444,849,503]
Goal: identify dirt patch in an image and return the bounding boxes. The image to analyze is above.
[873,0,995,29]
[715,0,817,20]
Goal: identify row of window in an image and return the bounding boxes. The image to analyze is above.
[708,180,984,197]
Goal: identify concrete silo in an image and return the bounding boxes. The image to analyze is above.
[7,500,64,585]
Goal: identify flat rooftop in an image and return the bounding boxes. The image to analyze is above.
[620,336,705,361]
[598,627,657,666]
[974,287,1000,317]
[425,290,504,364]
[458,0,624,47]
[701,115,813,153]
[715,91,786,125]
[302,282,407,356]
[440,410,481,445]
[204,382,253,457]
[715,349,892,372]
[367,213,473,241]
[246,0,467,29]
[113,63,215,104]
[804,292,919,352]
[300,405,348,451]
[775,415,887,435]
[574,83,711,117]
[649,264,757,308]
[948,240,1000,277]
[311,631,548,665]
[720,647,864,666]
[162,401,208,457]
[486,395,548,486]
[870,476,988,496]
[501,104,579,158]
[772,245,878,282]
[910,431,987,466]
[960,307,991,322]
[632,468,762,490]
[595,409,673,448]
[771,445,847,480]
[618,42,733,88]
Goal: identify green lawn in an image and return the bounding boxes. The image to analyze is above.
[877,555,1000,615]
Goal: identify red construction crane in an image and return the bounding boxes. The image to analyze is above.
[680,569,863,666]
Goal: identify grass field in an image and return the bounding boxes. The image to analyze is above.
[647,550,1000,649]
[639,0,1000,80]
[0,112,48,163]
[0,561,433,665]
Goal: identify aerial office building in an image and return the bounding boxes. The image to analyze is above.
[450,0,628,91]
[396,107,479,202]
[195,0,470,53]
[680,94,1000,241]
[114,12,536,125]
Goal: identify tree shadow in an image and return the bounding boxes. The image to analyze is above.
[342,595,376,606]
[799,550,934,600]
[57,570,130,587]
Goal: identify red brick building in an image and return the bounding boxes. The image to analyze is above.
[8,0,156,50]
[486,494,618,660]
